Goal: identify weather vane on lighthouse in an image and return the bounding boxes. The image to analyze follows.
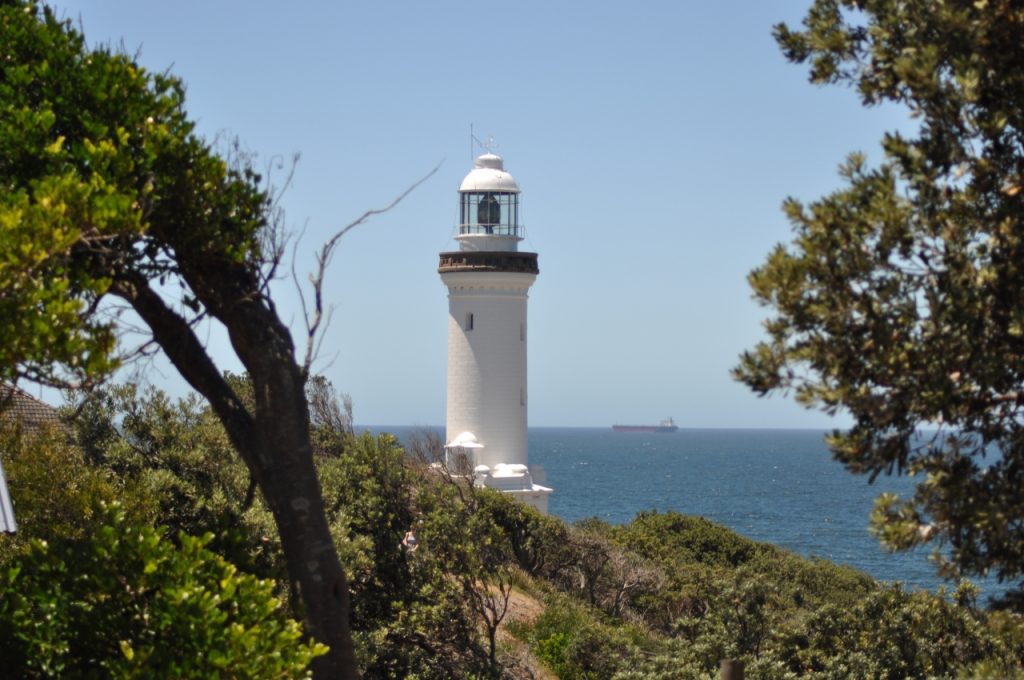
[469,125,499,161]
[478,135,497,153]
[438,144,552,512]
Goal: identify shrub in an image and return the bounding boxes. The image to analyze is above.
[527,595,646,679]
[612,510,760,569]
[476,487,572,580]
[0,506,323,678]
[323,434,495,678]
[0,421,122,565]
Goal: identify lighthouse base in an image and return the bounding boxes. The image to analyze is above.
[497,485,552,515]
[443,435,553,514]
[474,463,552,515]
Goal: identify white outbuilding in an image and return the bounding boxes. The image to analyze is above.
[439,152,552,513]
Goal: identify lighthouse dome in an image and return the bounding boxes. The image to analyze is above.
[459,153,520,193]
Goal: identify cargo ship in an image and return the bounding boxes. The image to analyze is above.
[612,418,678,433]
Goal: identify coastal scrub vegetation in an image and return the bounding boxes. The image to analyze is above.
[0,506,325,679]
[735,0,1024,602]
[3,384,1024,677]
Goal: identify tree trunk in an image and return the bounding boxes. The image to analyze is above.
[245,369,357,680]
[217,291,360,680]
[112,276,358,679]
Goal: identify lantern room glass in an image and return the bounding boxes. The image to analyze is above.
[459,192,519,236]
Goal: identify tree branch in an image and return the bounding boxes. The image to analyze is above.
[300,163,441,378]
[108,274,260,474]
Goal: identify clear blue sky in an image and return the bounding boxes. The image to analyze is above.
[49,1,909,428]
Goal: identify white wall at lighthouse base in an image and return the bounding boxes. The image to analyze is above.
[473,463,552,514]
[499,486,551,514]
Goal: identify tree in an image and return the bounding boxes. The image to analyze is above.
[0,3,421,674]
[307,375,354,459]
[735,1,1024,599]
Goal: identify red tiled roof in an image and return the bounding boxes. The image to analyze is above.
[0,384,63,432]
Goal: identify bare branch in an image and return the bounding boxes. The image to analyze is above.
[258,152,299,291]
[301,163,441,378]
[291,220,312,330]
[213,136,297,294]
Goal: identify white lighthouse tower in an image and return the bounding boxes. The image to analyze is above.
[439,151,551,513]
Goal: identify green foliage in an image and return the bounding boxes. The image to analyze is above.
[415,482,525,673]
[7,383,1023,678]
[527,595,642,680]
[306,375,354,458]
[66,386,472,676]
[0,2,273,387]
[611,510,759,568]
[4,382,508,678]
[771,584,996,677]
[322,433,413,612]
[320,434,501,678]
[0,419,120,564]
[0,506,323,679]
[476,485,572,579]
[65,384,281,581]
[735,0,1024,595]
[505,508,1024,679]
[604,511,873,632]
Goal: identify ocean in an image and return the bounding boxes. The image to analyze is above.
[368,426,1007,600]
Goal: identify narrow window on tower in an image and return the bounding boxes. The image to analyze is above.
[520,322,525,341]
[465,313,474,331]
[520,387,525,406]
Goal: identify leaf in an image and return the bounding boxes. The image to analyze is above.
[45,135,65,154]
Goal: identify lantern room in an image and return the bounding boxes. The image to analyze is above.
[458,153,521,240]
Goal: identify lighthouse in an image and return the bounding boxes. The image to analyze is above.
[439,151,552,513]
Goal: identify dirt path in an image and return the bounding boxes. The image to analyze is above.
[494,586,558,680]
[502,587,546,628]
